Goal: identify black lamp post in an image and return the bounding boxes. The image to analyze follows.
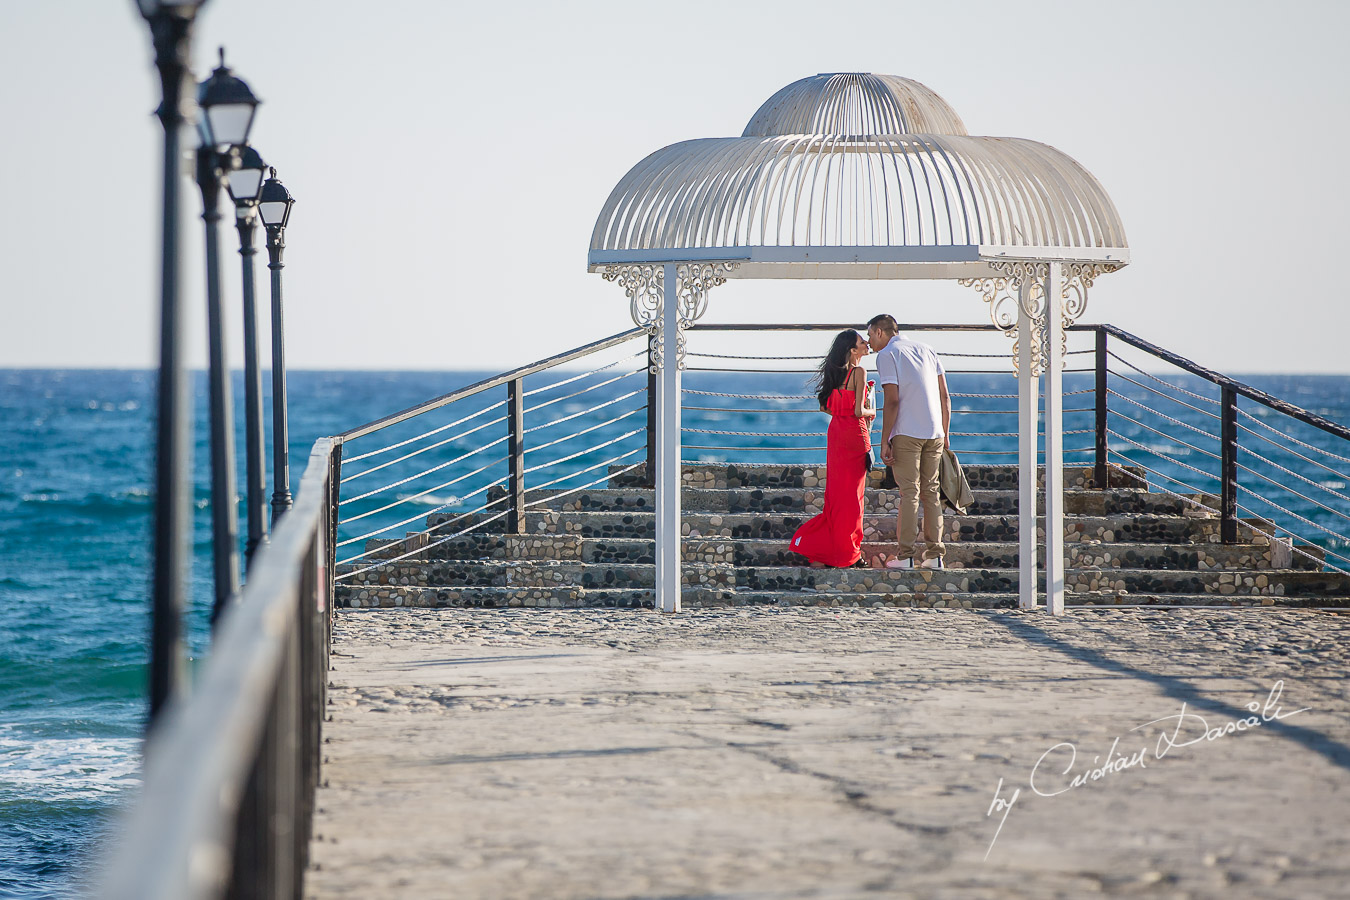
[196,48,260,625]
[136,0,207,727]
[258,168,295,522]
[227,146,269,563]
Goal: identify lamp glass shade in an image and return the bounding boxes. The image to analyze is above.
[197,52,260,149]
[227,167,265,205]
[258,168,294,228]
[258,200,291,228]
[202,102,256,149]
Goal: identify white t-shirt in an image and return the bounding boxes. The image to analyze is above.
[875,334,946,441]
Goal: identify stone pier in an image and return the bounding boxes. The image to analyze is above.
[307,608,1350,899]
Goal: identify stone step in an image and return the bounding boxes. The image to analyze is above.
[495,485,1214,518]
[607,462,1147,491]
[360,533,1310,572]
[337,559,1350,599]
[337,583,1350,611]
[660,538,1306,572]
[429,509,1237,545]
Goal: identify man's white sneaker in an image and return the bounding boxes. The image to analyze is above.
[885,557,915,569]
[919,556,945,570]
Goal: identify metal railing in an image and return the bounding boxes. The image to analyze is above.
[333,328,651,582]
[331,322,1349,583]
[680,323,1350,573]
[1093,325,1350,573]
[98,438,338,900]
[683,323,1098,465]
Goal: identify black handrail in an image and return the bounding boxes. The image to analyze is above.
[1099,324,1350,443]
[98,438,337,899]
[1088,324,1348,546]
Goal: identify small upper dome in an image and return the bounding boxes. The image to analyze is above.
[743,73,967,137]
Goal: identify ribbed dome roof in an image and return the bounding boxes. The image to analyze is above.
[744,73,967,137]
[589,73,1128,276]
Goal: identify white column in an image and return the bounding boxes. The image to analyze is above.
[655,263,682,613]
[1016,281,1039,610]
[1042,262,1066,615]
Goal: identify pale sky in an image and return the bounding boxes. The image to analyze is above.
[2,0,1347,373]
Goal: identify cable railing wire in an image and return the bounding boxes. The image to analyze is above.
[1231,502,1350,575]
[1106,388,1222,443]
[1235,491,1350,571]
[342,399,507,465]
[340,486,514,560]
[682,405,823,414]
[521,349,647,398]
[340,411,509,484]
[340,454,506,524]
[952,447,1095,456]
[1106,349,1222,406]
[523,367,647,415]
[686,445,827,452]
[340,432,510,505]
[1107,429,1220,490]
[522,427,646,477]
[521,388,644,436]
[1235,406,1350,467]
[685,388,814,400]
[1106,407,1221,462]
[522,457,646,509]
[522,407,646,458]
[1105,452,1220,515]
[684,427,830,437]
[522,447,646,500]
[686,351,820,360]
[1107,369,1222,421]
[337,474,511,549]
[1108,450,1214,506]
[336,506,513,579]
[1235,462,1350,527]
[1234,442,1350,508]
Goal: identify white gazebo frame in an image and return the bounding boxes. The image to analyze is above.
[588,74,1129,615]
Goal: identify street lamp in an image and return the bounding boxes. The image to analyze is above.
[227,146,269,563]
[135,0,208,728]
[258,168,295,522]
[197,47,259,150]
[196,48,260,625]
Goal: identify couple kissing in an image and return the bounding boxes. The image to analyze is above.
[790,314,963,570]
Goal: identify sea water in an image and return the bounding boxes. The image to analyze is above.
[2,367,1348,898]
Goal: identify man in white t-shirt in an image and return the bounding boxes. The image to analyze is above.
[867,314,951,569]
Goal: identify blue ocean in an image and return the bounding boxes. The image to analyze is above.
[3,364,1349,898]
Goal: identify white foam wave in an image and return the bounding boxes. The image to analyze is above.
[396,493,460,507]
[0,735,141,801]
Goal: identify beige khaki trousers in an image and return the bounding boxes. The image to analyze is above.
[889,434,946,561]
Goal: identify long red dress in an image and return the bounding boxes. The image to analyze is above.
[789,370,872,567]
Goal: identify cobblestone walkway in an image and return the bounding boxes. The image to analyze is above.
[307,608,1350,899]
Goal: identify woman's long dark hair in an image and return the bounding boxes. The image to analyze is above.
[813,330,859,410]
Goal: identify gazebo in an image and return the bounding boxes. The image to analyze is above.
[588,73,1129,614]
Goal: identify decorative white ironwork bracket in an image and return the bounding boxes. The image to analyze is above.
[602,262,738,371]
[959,261,1120,375]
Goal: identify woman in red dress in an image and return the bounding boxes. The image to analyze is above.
[790,330,875,567]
